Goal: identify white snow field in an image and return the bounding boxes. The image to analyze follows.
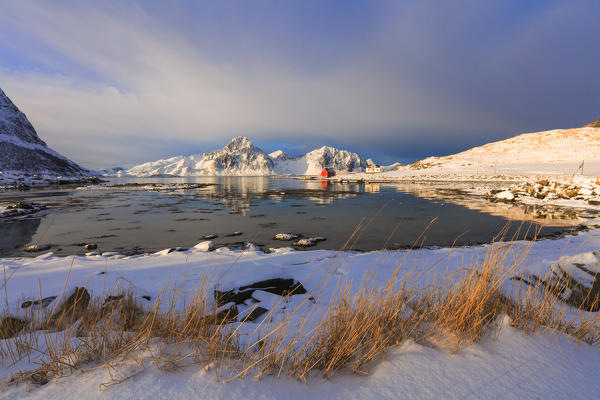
[1,223,600,399]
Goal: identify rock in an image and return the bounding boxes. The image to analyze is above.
[201,305,239,325]
[51,287,90,323]
[201,234,218,240]
[21,296,57,309]
[588,200,600,206]
[564,189,579,198]
[245,306,268,322]
[84,243,97,250]
[25,244,51,252]
[214,278,308,307]
[292,238,317,247]
[273,233,299,241]
[0,316,28,339]
[495,190,514,201]
[578,188,593,196]
[6,201,34,210]
[225,231,243,237]
[292,237,327,247]
[193,241,215,252]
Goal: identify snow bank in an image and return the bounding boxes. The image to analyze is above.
[1,227,599,398]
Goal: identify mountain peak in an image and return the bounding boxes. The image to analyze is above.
[0,88,46,146]
[0,87,87,176]
[223,136,256,152]
[127,138,369,176]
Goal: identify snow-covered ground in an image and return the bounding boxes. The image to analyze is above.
[338,126,600,182]
[2,320,599,399]
[1,223,599,399]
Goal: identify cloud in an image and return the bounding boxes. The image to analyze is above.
[0,1,599,167]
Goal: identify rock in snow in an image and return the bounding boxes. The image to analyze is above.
[0,88,87,176]
[495,190,515,201]
[127,137,368,176]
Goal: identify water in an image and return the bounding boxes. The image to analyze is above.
[0,177,589,257]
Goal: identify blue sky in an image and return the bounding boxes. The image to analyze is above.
[1,0,599,168]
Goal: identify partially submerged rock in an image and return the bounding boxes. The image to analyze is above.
[0,201,46,218]
[25,244,51,252]
[292,237,327,248]
[273,233,299,241]
[225,231,243,237]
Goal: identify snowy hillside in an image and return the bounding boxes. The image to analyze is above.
[404,126,600,172]
[0,88,86,177]
[127,137,367,176]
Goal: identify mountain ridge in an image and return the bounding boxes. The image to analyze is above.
[127,137,368,176]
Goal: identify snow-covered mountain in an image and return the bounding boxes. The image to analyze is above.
[403,125,600,172]
[272,145,367,175]
[0,88,86,176]
[127,137,368,176]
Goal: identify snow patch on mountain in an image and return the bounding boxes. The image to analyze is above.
[273,146,367,175]
[269,150,290,161]
[127,137,368,176]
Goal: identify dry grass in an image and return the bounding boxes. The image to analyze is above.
[1,232,599,388]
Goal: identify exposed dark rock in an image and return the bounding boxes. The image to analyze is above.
[201,305,239,325]
[244,306,268,322]
[21,296,57,309]
[214,278,307,307]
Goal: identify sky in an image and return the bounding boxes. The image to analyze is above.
[1,0,599,168]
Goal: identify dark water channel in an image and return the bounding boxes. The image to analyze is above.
[0,177,588,257]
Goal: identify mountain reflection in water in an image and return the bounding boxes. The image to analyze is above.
[0,177,593,257]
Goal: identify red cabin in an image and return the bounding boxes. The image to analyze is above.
[320,168,335,178]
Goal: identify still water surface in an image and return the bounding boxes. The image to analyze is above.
[0,177,586,257]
